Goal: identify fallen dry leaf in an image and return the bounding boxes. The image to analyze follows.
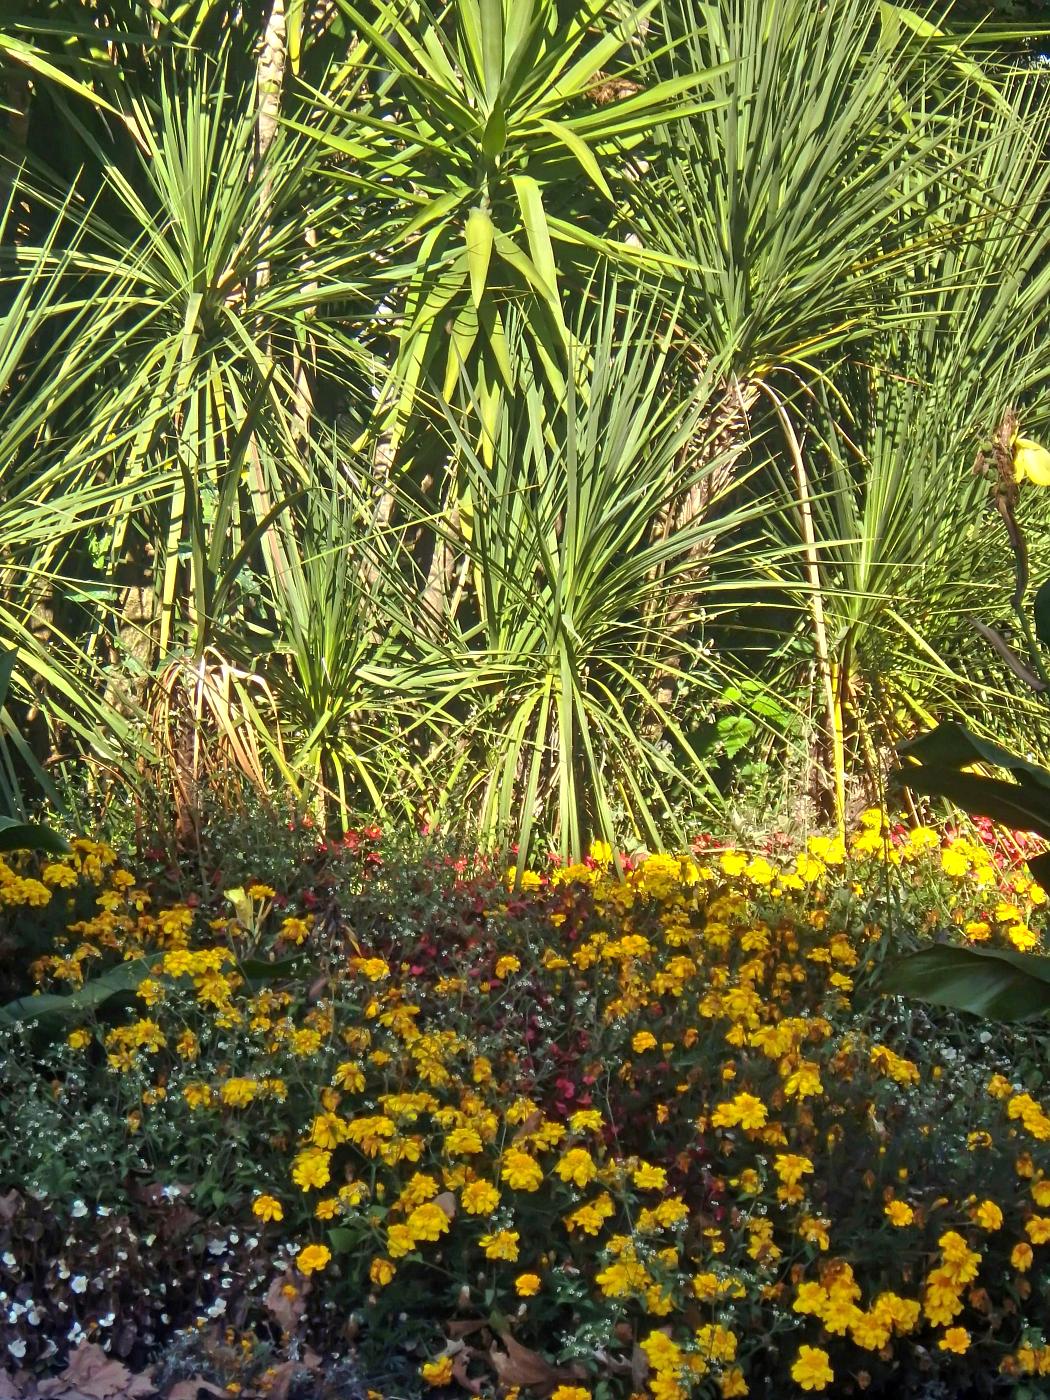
[489,1333,587,1394]
[166,1380,227,1400]
[264,1274,308,1335]
[38,1345,153,1400]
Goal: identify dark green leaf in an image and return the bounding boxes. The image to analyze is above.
[1034,576,1050,652]
[898,721,1050,790]
[879,943,1050,1021]
[0,818,70,855]
[0,956,160,1032]
[889,766,1050,841]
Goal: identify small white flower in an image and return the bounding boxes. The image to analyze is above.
[7,1340,26,1359]
[71,1275,88,1294]
[1,1252,15,1269]
[96,1205,111,1217]
[206,1298,227,1318]
[71,1200,88,1218]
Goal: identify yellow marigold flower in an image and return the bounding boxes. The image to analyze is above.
[652,1196,689,1227]
[445,1126,484,1156]
[1008,923,1039,952]
[782,1062,823,1099]
[799,1215,830,1250]
[872,1292,920,1334]
[711,1092,767,1130]
[297,1243,331,1275]
[569,1109,604,1133]
[460,1180,500,1215]
[885,1201,914,1227]
[850,1312,891,1351]
[988,1074,1014,1099]
[311,1112,348,1149]
[291,1147,331,1192]
[869,1044,920,1086]
[246,883,276,900]
[923,1269,964,1326]
[720,1367,748,1398]
[351,957,390,981]
[500,1148,544,1192]
[631,1030,658,1053]
[252,1194,283,1223]
[720,851,748,877]
[556,1148,598,1188]
[406,1202,451,1243]
[370,1257,395,1287]
[1033,1180,1050,1207]
[791,1346,833,1392]
[632,1162,668,1191]
[333,1060,365,1092]
[1011,1241,1034,1271]
[280,916,311,944]
[494,955,520,978]
[387,1223,416,1258]
[550,1389,590,1400]
[420,1357,454,1388]
[974,1200,1003,1231]
[938,1327,970,1354]
[42,862,78,888]
[182,1081,213,1111]
[564,1193,614,1236]
[515,1273,541,1296]
[1026,1215,1050,1244]
[773,1153,813,1186]
[479,1229,519,1261]
[220,1077,258,1108]
[338,1181,368,1207]
[67,1029,91,1051]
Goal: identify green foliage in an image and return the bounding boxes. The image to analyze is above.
[6,0,1050,854]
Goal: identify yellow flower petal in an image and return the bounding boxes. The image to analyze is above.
[1013,436,1050,486]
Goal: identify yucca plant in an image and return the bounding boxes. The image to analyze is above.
[292,0,723,448]
[372,286,776,863]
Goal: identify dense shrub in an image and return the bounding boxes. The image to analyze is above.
[2,816,1050,1397]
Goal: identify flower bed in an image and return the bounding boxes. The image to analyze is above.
[1,814,1050,1397]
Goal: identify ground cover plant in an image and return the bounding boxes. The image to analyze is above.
[2,815,1050,1397]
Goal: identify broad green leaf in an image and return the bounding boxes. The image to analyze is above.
[465,207,495,308]
[889,766,1050,842]
[0,818,69,856]
[879,944,1050,1022]
[1034,577,1050,653]
[898,722,1050,791]
[0,956,161,1032]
